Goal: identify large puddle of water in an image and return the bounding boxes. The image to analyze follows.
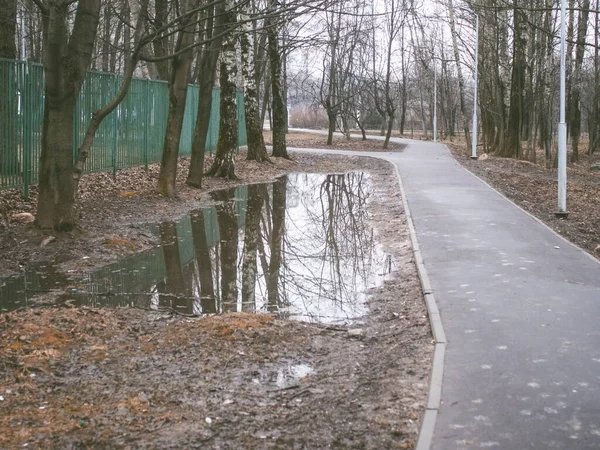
[0,173,394,324]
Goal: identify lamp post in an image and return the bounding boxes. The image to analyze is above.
[471,14,479,160]
[433,61,437,143]
[556,0,568,217]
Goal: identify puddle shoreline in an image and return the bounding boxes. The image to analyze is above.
[1,173,394,324]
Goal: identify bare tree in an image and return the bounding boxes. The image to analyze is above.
[240,1,271,162]
[157,0,198,196]
[35,0,101,230]
[205,0,239,178]
[266,0,290,158]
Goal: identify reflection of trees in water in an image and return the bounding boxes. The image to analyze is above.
[241,183,267,312]
[158,221,190,313]
[267,177,286,313]
[191,212,216,314]
[214,188,239,312]
[6,173,382,320]
[278,172,378,321]
[179,172,379,320]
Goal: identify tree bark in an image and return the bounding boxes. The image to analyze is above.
[239,6,270,162]
[152,0,171,80]
[447,0,471,147]
[0,0,16,58]
[500,2,526,158]
[266,6,289,159]
[205,1,239,178]
[0,0,18,176]
[157,0,197,197]
[35,0,101,230]
[569,0,590,162]
[187,2,226,187]
[73,0,149,195]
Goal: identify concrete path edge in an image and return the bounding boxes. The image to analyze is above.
[393,165,446,450]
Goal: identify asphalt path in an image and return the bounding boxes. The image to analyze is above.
[288,131,600,449]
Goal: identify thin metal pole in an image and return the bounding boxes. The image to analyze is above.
[471,14,479,160]
[557,0,568,216]
[433,60,437,143]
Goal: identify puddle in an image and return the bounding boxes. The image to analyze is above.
[253,361,316,389]
[0,173,394,324]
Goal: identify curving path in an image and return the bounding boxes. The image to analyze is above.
[290,133,600,449]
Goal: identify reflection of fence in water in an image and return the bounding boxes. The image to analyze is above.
[0,176,389,323]
[0,185,248,311]
[0,57,247,197]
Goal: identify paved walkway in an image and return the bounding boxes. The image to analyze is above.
[290,131,600,448]
[386,140,600,449]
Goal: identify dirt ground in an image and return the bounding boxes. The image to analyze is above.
[264,131,408,152]
[448,142,600,258]
[0,143,432,449]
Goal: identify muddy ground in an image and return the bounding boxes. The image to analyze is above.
[0,142,432,449]
[448,142,600,259]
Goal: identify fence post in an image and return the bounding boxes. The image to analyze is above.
[112,74,118,180]
[22,61,30,200]
[144,78,149,171]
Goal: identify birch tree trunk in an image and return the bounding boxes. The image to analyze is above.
[447,0,471,147]
[157,0,198,196]
[205,1,239,178]
[501,2,526,158]
[239,7,270,162]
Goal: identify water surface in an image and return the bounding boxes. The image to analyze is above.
[0,173,393,324]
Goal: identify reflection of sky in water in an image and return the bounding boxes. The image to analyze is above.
[262,173,392,323]
[0,173,393,324]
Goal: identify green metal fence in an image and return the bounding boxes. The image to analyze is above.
[0,57,247,195]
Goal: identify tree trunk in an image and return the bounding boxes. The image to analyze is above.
[266,8,289,159]
[239,7,270,162]
[591,0,600,154]
[35,0,101,230]
[187,3,226,187]
[569,0,590,162]
[101,3,110,72]
[205,2,239,178]
[37,104,78,230]
[500,2,526,158]
[157,1,197,197]
[447,0,471,147]
[327,108,336,145]
[0,0,18,176]
[72,0,148,194]
[0,0,16,58]
[152,0,171,80]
